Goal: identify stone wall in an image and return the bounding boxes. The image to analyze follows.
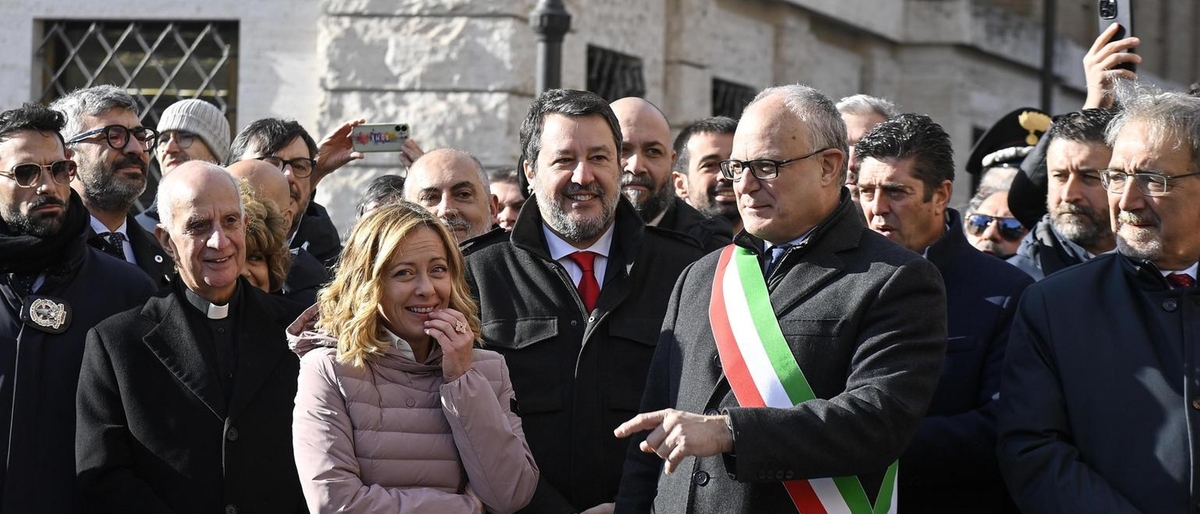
[0,0,323,132]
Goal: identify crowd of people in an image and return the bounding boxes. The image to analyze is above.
[1,20,1198,514]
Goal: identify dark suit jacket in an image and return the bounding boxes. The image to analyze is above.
[900,209,1032,513]
[998,254,1200,514]
[86,214,174,289]
[465,197,705,514]
[655,197,733,253]
[291,200,342,270]
[281,247,328,308]
[616,193,947,514]
[76,279,306,514]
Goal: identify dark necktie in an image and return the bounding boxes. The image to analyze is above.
[95,232,128,261]
[764,245,791,277]
[568,251,600,312]
[1166,272,1195,289]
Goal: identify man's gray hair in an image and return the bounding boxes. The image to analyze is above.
[750,84,850,184]
[836,94,899,119]
[158,162,244,230]
[49,85,140,140]
[402,148,489,197]
[1106,82,1200,162]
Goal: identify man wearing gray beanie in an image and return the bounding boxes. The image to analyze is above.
[135,99,230,233]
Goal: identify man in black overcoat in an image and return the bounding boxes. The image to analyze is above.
[465,89,705,514]
[997,87,1200,513]
[76,161,305,513]
[614,85,947,513]
[0,103,155,513]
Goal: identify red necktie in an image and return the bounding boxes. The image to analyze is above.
[1166,272,1195,289]
[568,251,600,312]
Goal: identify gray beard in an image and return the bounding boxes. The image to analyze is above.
[539,195,617,243]
[1115,229,1162,262]
[80,169,145,213]
[1050,210,1109,249]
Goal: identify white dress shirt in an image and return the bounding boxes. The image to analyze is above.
[89,216,137,266]
[542,222,616,289]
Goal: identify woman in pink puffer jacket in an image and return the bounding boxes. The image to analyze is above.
[290,203,538,513]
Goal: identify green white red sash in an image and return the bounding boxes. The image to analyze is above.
[709,245,898,514]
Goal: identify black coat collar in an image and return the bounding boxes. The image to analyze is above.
[139,277,292,419]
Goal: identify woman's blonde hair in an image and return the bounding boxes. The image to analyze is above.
[316,202,481,367]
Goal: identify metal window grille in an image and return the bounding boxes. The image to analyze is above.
[34,20,239,212]
[587,45,645,101]
[712,78,756,119]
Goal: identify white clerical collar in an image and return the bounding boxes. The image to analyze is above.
[183,286,235,320]
[89,216,128,238]
[542,222,615,261]
[1160,262,1199,281]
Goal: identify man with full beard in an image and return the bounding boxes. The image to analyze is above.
[51,86,174,287]
[672,116,741,233]
[998,86,1200,513]
[464,89,704,514]
[0,102,154,513]
[611,97,731,252]
[1007,109,1116,280]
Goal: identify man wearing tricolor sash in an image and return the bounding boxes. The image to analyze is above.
[614,84,948,514]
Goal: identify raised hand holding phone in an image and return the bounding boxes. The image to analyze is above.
[1083,21,1140,109]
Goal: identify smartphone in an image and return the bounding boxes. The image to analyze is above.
[351,123,410,153]
[1098,0,1135,72]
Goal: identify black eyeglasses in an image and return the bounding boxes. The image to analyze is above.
[257,155,316,179]
[67,125,158,151]
[1098,168,1200,197]
[0,160,77,188]
[966,214,1025,241]
[719,147,832,181]
[156,131,197,150]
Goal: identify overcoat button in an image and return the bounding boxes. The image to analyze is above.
[692,470,710,486]
[1164,299,1178,312]
[225,504,238,514]
[225,428,238,441]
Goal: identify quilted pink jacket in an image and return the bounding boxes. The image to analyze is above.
[290,329,538,514]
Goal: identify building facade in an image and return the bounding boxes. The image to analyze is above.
[0,0,1194,234]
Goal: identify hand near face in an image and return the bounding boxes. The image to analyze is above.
[614,409,734,474]
[425,308,474,381]
[312,118,366,188]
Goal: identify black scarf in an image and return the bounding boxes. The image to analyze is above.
[0,190,89,275]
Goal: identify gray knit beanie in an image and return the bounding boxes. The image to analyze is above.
[156,99,230,163]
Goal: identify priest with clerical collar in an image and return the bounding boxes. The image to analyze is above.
[76,161,307,514]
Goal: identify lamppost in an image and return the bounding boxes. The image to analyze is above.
[530,0,572,94]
